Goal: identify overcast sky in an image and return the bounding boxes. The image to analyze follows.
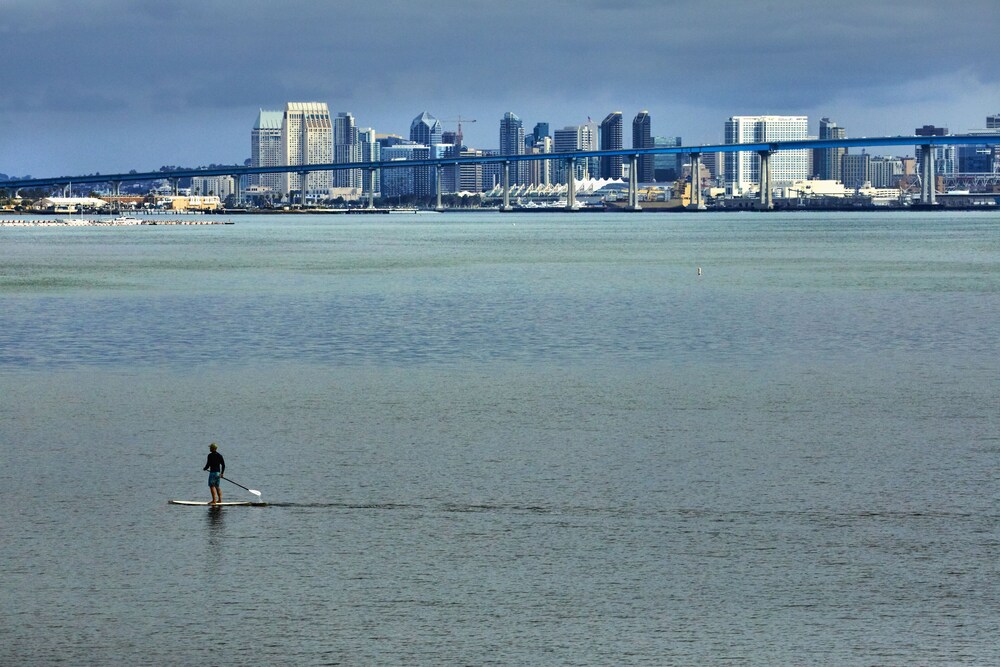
[3,0,998,177]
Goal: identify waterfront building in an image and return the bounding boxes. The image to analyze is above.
[500,112,527,185]
[724,115,810,196]
[333,112,361,189]
[653,135,682,181]
[282,102,333,203]
[701,151,724,181]
[191,175,236,200]
[431,143,456,193]
[868,155,904,188]
[632,111,654,182]
[958,143,997,173]
[458,149,485,193]
[816,117,847,180]
[841,153,871,190]
[480,150,502,191]
[600,112,624,180]
[380,142,428,199]
[250,109,284,195]
[956,118,999,174]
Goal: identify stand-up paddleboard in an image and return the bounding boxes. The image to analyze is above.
[169,500,268,507]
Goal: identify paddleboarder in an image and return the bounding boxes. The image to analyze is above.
[203,443,226,504]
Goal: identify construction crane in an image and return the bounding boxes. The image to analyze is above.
[441,117,477,148]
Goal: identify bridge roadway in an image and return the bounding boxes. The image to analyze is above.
[3,134,999,210]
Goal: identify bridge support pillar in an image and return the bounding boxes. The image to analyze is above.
[920,144,937,206]
[757,150,773,210]
[298,171,309,206]
[367,169,376,209]
[169,178,179,197]
[627,155,641,211]
[436,165,445,212]
[231,175,241,205]
[110,181,122,213]
[688,153,706,210]
[501,161,513,212]
[565,158,577,211]
[63,183,71,197]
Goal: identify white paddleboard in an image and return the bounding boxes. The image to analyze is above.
[169,500,267,507]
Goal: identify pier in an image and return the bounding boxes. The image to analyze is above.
[0,218,233,227]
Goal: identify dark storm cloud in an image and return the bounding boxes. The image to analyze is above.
[3,0,998,175]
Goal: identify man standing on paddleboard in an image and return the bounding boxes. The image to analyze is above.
[203,443,225,504]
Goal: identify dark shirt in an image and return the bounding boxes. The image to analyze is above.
[204,451,225,474]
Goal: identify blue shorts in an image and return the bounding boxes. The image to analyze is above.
[208,471,222,488]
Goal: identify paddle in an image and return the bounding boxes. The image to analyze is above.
[222,475,262,498]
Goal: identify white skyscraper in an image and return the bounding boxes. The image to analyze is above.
[724,115,810,195]
[250,109,284,194]
[282,102,333,202]
[553,124,596,182]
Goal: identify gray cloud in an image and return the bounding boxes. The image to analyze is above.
[3,0,998,176]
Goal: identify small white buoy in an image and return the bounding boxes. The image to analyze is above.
[697,267,702,276]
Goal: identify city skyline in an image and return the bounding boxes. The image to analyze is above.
[3,0,999,177]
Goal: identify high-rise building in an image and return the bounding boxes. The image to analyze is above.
[500,112,526,185]
[599,112,623,179]
[653,135,682,181]
[554,125,594,182]
[841,152,870,189]
[958,144,996,173]
[430,142,456,193]
[532,122,550,146]
[380,142,432,198]
[480,150,502,190]
[584,118,599,178]
[410,112,442,196]
[987,114,1000,129]
[458,149,485,193]
[358,128,380,195]
[817,117,847,180]
[869,155,904,188]
[632,111,654,182]
[333,112,362,189]
[282,102,333,202]
[410,112,442,146]
[724,115,810,195]
[250,109,284,194]
[528,136,553,186]
[706,152,725,181]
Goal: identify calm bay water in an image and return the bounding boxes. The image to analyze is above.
[1,211,998,665]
